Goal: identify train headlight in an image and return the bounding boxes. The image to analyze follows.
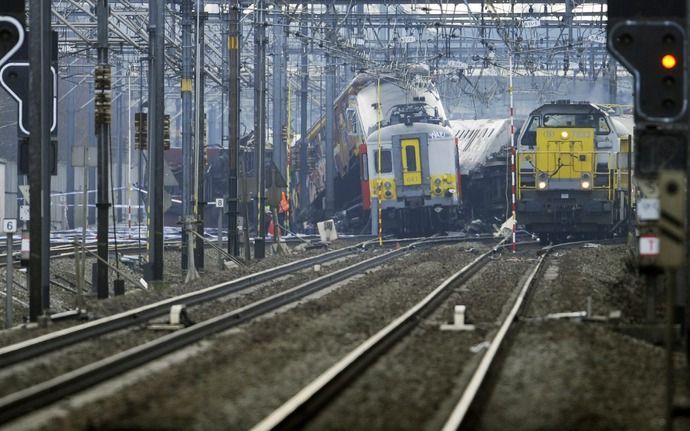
[538,181,548,190]
[560,130,569,140]
[434,178,442,186]
[384,181,392,189]
[581,173,592,190]
[538,173,549,190]
[448,188,456,194]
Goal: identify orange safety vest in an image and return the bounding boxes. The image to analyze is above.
[279,191,289,213]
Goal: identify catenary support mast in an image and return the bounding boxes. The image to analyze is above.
[146,0,165,282]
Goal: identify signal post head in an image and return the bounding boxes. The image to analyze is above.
[0,0,25,69]
[608,21,686,123]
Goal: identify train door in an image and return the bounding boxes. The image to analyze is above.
[401,138,422,186]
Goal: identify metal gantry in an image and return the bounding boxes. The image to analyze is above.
[5,1,625,302]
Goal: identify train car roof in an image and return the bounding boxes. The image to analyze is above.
[527,100,608,116]
[451,118,510,175]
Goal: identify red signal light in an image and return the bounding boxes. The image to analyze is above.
[661,54,678,69]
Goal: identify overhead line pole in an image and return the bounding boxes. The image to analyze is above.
[298,2,309,229]
[227,0,240,256]
[146,0,165,283]
[254,0,267,259]
[324,1,336,216]
[28,0,53,321]
[194,1,206,270]
[95,0,111,298]
[272,3,285,181]
[181,0,195,273]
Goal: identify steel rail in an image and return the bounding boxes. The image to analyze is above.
[0,244,364,369]
[251,239,506,431]
[441,252,547,430]
[441,239,614,429]
[0,238,446,424]
[0,240,182,265]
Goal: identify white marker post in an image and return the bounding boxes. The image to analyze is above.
[216,198,224,269]
[3,218,17,329]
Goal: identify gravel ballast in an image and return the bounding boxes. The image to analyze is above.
[3,243,671,431]
[0,240,361,347]
[305,253,537,431]
[0,248,379,399]
[473,244,669,431]
[16,242,489,430]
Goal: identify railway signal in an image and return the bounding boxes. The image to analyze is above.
[608,21,686,123]
[0,0,24,70]
[134,112,148,150]
[608,2,690,426]
[163,114,171,150]
[607,1,687,124]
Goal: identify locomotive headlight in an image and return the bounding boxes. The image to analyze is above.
[581,173,592,190]
[538,181,548,190]
[560,130,569,140]
[434,178,442,186]
[537,173,549,190]
[384,181,392,189]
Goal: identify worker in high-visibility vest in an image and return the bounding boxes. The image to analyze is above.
[278,191,289,235]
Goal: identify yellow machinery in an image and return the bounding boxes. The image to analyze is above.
[516,101,632,240]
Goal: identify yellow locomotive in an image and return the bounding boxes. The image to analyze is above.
[516,101,633,241]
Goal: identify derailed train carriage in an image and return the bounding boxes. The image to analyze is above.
[291,67,461,235]
[516,101,633,240]
[451,118,513,222]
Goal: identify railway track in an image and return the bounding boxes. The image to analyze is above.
[441,239,624,430]
[0,240,181,267]
[0,235,485,425]
[249,240,589,431]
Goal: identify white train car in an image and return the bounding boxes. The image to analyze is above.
[294,67,461,234]
[451,118,511,221]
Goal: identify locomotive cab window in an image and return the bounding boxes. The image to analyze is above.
[596,116,611,135]
[522,116,539,147]
[374,150,392,173]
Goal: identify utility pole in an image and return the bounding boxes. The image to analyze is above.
[272,3,286,180]
[227,0,240,256]
[194,2,206,269]
[298,2,309,227]
[254,0,267,259]
[181,0,195,274]
[324,2,336,216]
[95,0,111,299]
[28,0,52,320]
[146,0,165,283]
[608,61,618,104]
